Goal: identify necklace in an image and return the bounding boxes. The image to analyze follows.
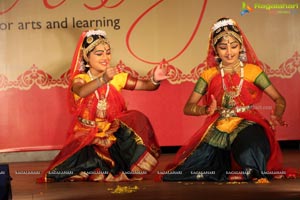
[220,61,244,107]
[87,70,110,118]
[220,60,241,73]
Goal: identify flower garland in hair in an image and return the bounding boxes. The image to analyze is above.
[212,19,235,31]
[86,29,107,37]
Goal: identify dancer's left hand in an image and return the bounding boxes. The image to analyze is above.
[269,110,288,131]
[153,64,170,82]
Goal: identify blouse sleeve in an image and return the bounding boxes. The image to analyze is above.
[254,71,272,90]
[110,72,128,91]
[194,67,218,95]
[244,64,272,90]
[194,77,208,95]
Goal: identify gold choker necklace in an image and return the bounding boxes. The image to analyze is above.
[220,60,241,73]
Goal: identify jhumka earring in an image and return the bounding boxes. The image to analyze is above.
[215,55,221,63]
[239,46,247,62]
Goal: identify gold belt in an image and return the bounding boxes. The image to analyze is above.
[219,105,252,118]
[78,117,96,127]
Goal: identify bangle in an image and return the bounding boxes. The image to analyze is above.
[190,105,207,115]
[276,103,285,108]
[191,104,198,114]
[198,105,208,115]
[204,106,209,115]
[150,76,160,86]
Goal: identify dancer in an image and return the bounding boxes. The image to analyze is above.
[38,29,168,182]
[161,17,293,183]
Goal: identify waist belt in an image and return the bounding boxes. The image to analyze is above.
[219,105,252,118]
[78,117,96,127]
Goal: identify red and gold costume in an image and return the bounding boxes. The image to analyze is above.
[37,31,160,183]
[161,18,296,182]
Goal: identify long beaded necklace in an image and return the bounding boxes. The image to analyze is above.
[220,61,244,107]
[87,70,110,118]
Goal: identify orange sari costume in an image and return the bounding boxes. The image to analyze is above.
[37,31,160,183]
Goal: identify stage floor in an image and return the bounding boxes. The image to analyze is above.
[8,149,300,200]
